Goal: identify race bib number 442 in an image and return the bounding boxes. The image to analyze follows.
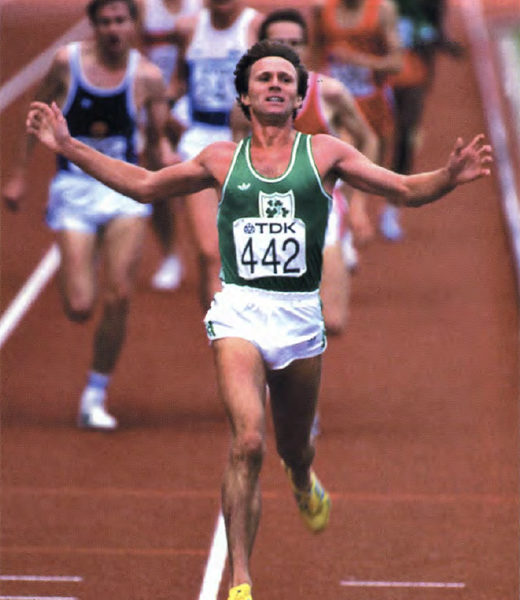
[233,218,307,279]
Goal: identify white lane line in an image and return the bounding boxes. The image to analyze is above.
[340,580,465,589]
[0,244,61,349]
[198,512,228,600]
[459,0,520,293]
[0,597,78,600]
[0,18,88,112]
[0,577,81,583]
[0,19,91,348]
[0,18,84,600]
[496,34,520,158]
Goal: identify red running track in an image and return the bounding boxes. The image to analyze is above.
[1,1,519,599]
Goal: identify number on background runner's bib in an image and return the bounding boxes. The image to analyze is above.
[191,59,237,112]
[233,218,307,279]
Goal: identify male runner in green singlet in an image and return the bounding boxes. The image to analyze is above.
[25,40,492,600]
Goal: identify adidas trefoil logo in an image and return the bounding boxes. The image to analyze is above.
[238,182,251,191]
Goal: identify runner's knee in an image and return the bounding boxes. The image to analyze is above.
[324,312,347,337]
[103,292,130,316]
[103,276,133,305]
[64,299,93,323]
[230,431,265,471]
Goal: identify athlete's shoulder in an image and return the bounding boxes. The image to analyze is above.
[169,11,199,51]
[317,72,354,103]
[174,12,200,36]
[44,44,73,82]
[245,11,265,46]
[198,141,239,184]
[134,52,167,99]
[311,133,355,159]
[311,132,342,145]
[200,141,238,162]
[136,52,164,81]
[248,8,265,29]
[53,44,72,65]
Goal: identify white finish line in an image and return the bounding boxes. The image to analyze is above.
[0,597,78,600]
[340,580,465,589]
[0,577,82,583]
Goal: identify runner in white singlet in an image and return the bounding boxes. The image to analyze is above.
[138,0,202,290]
[170,0,263,309]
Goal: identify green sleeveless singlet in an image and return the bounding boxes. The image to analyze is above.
[218,132,332,293]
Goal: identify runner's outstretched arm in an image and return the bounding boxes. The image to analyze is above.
[26,101,216,202]
[328,134,493,207]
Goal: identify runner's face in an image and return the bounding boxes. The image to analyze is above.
[93,2,136,57]
[242,56,302,121]
[265,21,307,60]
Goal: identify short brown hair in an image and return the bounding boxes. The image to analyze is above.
[87,0,138,23]
[259,8,309,44]
[234,40,308,120]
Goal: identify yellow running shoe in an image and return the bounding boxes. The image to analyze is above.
[285,466,331,533]
[227,583,252,600]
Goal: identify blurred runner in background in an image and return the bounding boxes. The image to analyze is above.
[316,0,404,241]
[138,0,202,290]
[390,0,464,178]
[168,0,263,310]
[2,0,171,430]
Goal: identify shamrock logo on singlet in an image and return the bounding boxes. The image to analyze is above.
[266,199,290,218]
[259,191,295,219]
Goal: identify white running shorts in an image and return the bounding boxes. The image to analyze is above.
[46,172,151,233]
[204,284,327,370]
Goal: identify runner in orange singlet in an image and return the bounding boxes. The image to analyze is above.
[316,0,405,240]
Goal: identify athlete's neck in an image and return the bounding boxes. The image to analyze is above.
[250,121,296,149]
[162,0,182,13]
[210,5,242,30]
[95,44,130,71]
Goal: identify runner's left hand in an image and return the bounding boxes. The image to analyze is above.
[447,134,493,186]
[26,101,71,154]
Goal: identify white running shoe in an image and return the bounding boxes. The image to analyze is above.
[77,405,118,431]
[379,206,403,241]
[151,255,183,290]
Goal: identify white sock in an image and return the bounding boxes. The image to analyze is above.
[80,371,110,411]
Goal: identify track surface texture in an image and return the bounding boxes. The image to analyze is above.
[1,1,519,599]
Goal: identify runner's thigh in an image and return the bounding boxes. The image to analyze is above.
[212,337,267,436]
[103,216,148,294]
[268,355,322,447]
[55,228,98,307]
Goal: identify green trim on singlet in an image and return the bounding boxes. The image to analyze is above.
[218,132,332,293]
